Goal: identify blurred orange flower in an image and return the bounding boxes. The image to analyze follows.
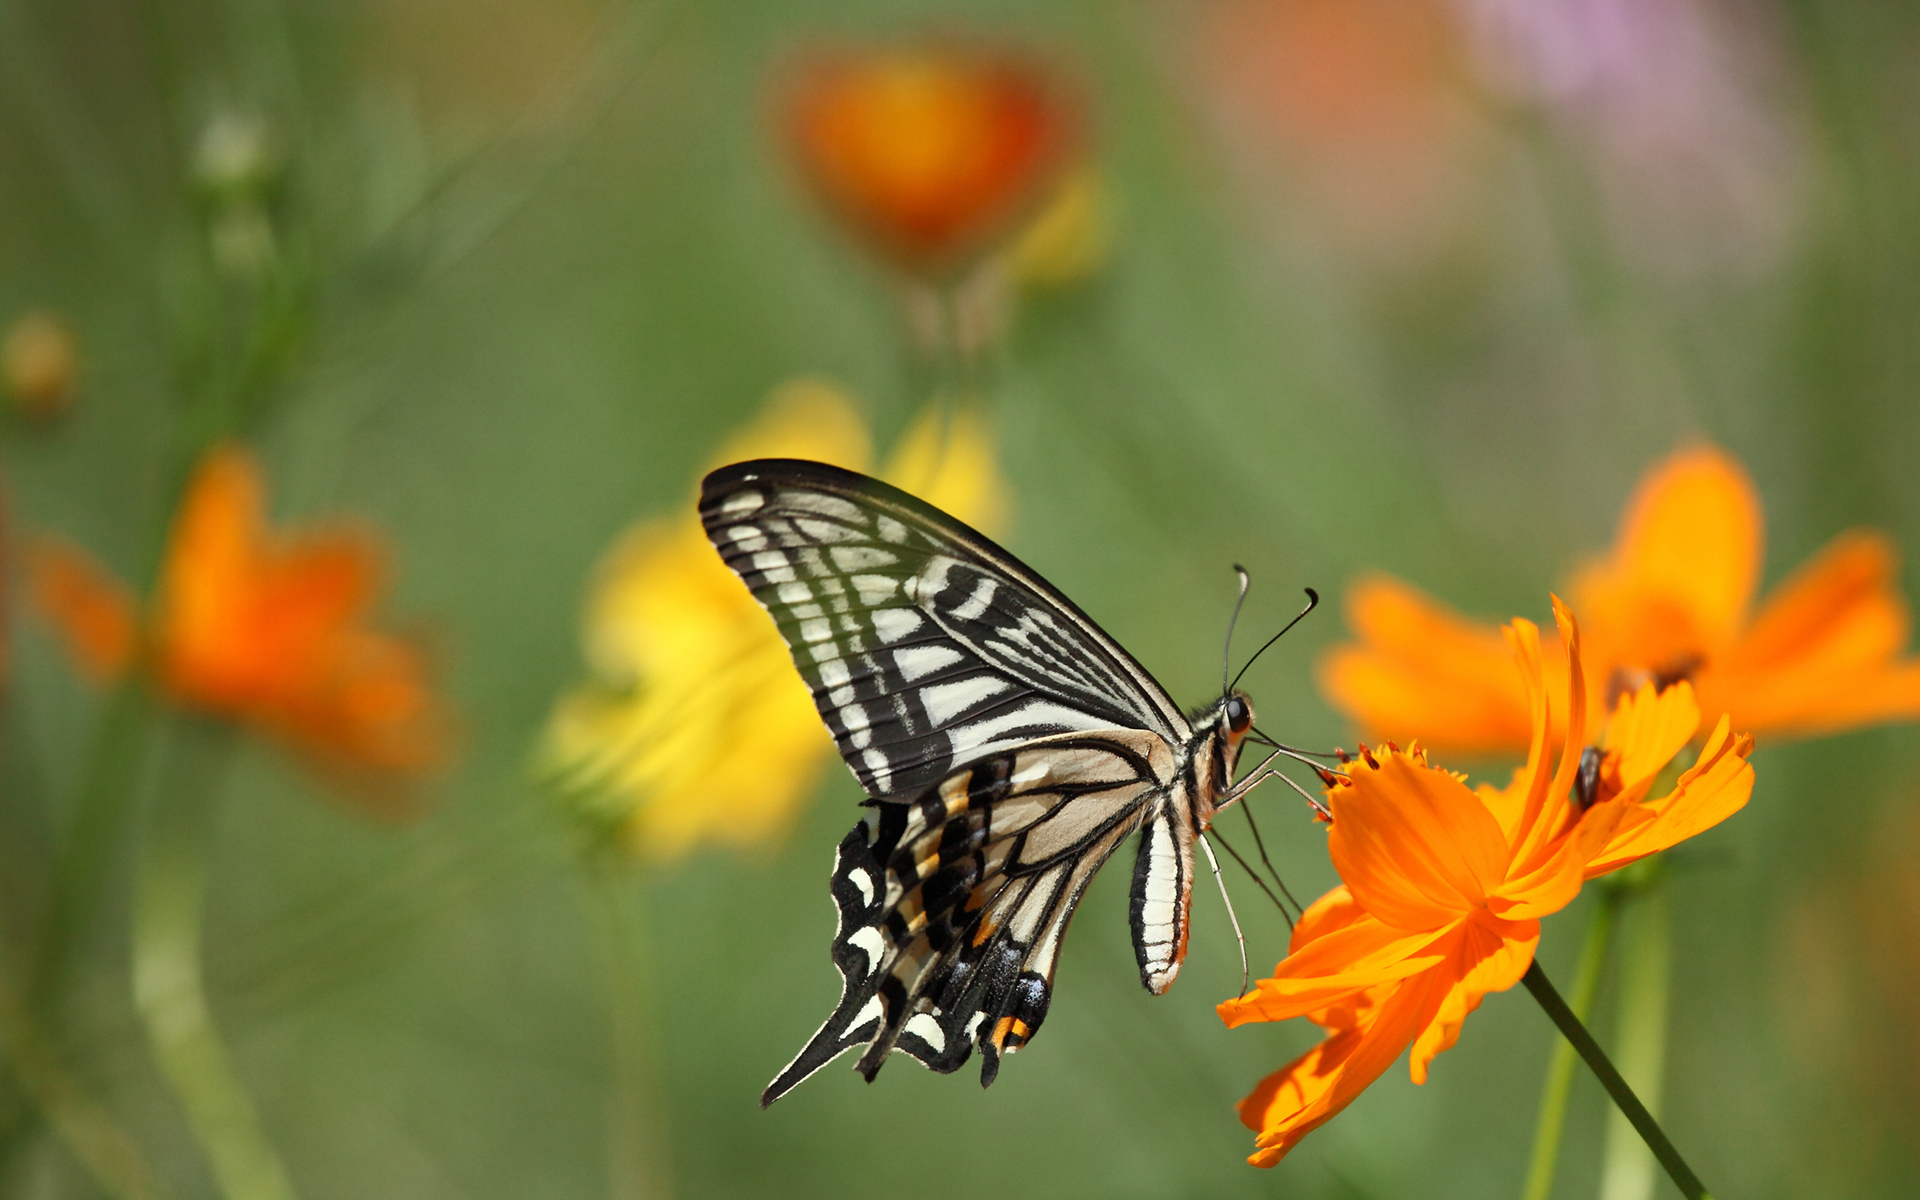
[1322,445,1920,754]
[538,381,1008,861]
[30,445,448,795]
[1196,0,1477,254]
[1221,598,1754,1166]
[784,44,1075,276]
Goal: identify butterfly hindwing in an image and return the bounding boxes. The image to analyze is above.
[759,730,1176,1104]
[700,459,1191,803]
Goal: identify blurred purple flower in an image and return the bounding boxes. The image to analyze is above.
[1454,0,1801,270]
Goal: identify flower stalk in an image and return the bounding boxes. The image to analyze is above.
[1520,960,1710,1200]
[35,675,154,1015]
[131,719,298,1200]
[0,956,174,1200]
[583,856,673,1200]
[1519,887,1621,1200]
[1600,883,1674,1200]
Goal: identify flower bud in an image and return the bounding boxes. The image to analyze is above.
[3,311,80,421]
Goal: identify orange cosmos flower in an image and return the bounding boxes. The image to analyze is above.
[1321,445,1920,754]
[1221,597,1754,1166]
[784,43,1076,276]
[30,445,448,796]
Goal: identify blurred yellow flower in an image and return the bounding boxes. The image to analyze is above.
[1009,165,1109,290]
[539,381,1008,861]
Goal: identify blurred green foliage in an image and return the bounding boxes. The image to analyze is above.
[3,0,1919,1198]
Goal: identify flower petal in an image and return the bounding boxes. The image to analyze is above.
[1407,910,1539,1083]
[881,404,1007,536]
[1318,575,1533,754]
[1237,962,1449,1167]
[27,537,139,681]
[1567,445,1762,664]
[1218,908,1454,1027]
[1583,715,1755,877]
[1602,678,1702,804]
[1328,747,1510,930]
[1706,531,1920,736]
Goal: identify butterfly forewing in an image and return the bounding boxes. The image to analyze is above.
[760,730,1175,1104]
[699,460,1189,802]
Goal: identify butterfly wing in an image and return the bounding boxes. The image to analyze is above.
[761,730,1178,1105]
[699,458,1191,803]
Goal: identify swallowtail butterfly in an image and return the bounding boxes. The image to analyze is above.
[701,459,1276,1105]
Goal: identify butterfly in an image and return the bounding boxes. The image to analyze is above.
[701,458,1308,1105]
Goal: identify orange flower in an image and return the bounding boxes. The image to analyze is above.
[1221,597,1754,1166]
[30,445,448,796]
[1321,445,1920,753]
[784,43,1076,276]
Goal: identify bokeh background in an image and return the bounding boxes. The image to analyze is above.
[4,0,1919,1198]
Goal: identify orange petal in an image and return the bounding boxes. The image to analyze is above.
[26,538,139,681]
[1567,445,1762,666]
[1237,959,1449,1167]
[1486,830,1584,920]
[1408,911,1538,1083]
[1327,747,1510,931]
[1583,716,1755,878]
[1219,911,1454,1027]
[1502,603,1587,870]
[1317,575,1533,754]
[1706,531,1920,736]
[1601,679,1702,804]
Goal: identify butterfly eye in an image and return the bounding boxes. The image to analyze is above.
[1225,694,1252,734]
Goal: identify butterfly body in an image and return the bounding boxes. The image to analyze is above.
[698,459,1254,1105]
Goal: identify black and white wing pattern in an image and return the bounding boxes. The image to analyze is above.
[762,730,1175,1103]
[699,459,1191,802]
[700,459,1233,1104]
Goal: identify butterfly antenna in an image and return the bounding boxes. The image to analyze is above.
[1242,805,1307,921]
[1229,587,1320,694]
[1198,834,1251,994]
[1209,826,1295,931]
[1222,565,1252,696]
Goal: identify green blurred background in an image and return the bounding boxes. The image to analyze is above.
[4,0,1919,1197]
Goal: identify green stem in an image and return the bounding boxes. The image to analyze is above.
[131,720,298,1200]
[34,676,155,1016]
[582,857,672,1200]
[1599,885,1673,1200]
[1520,961,1710,1200]
[1519,888,1621,1200]
[0,957,175,1200]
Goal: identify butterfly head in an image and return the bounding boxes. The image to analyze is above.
[1225,691,1254,738]
[1208,688,1257,765]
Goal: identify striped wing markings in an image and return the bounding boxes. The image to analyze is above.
[700,460,1190,802]
[760,729,1177,1104]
